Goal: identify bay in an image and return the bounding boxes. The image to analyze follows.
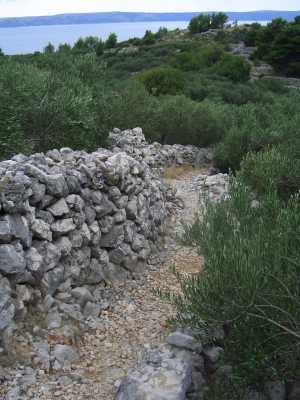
[0,20,269,55]
[0,21,189,55]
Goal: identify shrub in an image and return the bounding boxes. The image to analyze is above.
[142,30,157,45]
[189,14,211,34]
[0,93,30,159]
[137,66,184,96]
[105,33,118,49]
[254,17,300,77]
[266,23,300,77]
[94,80,159,142]
[73,36,101,54]
[243,23,263,46]
[152,95,225,146]
[0,60,98,156]
[57,43,72,54]
[156,27,169,39]
[214,90,300,171]
[173,44,224,71]
[214,54,251,82]
[210,12,229,29]
[188,13,228,34]
[127,37,143,46]
[169,178,300,386]
[239,146,300,199]
[44,42,55,54]
[95,40,105,56]
[185,75,274,105]
[255,78,289,94]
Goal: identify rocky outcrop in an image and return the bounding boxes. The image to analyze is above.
[0,128,211,356]
[116,329,217,400]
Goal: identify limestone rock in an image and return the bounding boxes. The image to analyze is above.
[100,225,124,249]
[0,243,26,275]
[42,265,65,295]
[71,287,94,307]
[4,214,32,248]
[167,331,203,353]
[52,344,79,370]
[116,347,193,400]
[47,309,62,330]
[51,218,76,236]
[54,237,72,257]
[83,302,101,318]
[34,241,61,272]
[48,198,69,217]
[31,219,52,241]
[202,346,224,363]
[0,220,12,243]
[0,281,15,331]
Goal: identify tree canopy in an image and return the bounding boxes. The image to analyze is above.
[246,16,300,77]
[189,12,229,34]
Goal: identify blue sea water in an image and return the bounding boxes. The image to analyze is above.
[0,21,189,55]
[0,20,269,55]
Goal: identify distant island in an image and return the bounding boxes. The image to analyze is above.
[0,10,299,28]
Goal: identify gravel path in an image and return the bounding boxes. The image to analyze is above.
[1,170,204,400]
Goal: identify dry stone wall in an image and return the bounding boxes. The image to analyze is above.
[0,127,209,352]
[108,127,213,172]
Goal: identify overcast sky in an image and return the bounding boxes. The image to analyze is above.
[0,0,299,18]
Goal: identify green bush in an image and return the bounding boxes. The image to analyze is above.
[185,75,276,105]
[152,95,225,146]
[189,14,211,34]
[243,23,263,46]
[173,44,224,71]
[57,43,72,54]
[0,60,98,156]
[73,36,102,54]
[169,178,300,386]
[0,94,30,159]
[137,66,184,96]
[94,80,159,142]
[214,54,251,82]
[214,90,300,171]
[142,30,157,45]
[210,12,229,29]
[253,17,300,77]
[127,37,143,46]
[189,12,228,34]
[239,146,300,199]
[44,42,55,54]
[105,33,118,49]
[255,78,289,94]
[156,27,169,40]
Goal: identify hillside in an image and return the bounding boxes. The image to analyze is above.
[0,15,299,400]
[0,10,299,28]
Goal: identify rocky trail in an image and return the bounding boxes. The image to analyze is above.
[0,127,229,400]
[0,168,215,400]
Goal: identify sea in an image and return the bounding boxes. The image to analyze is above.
[0,20,268,55]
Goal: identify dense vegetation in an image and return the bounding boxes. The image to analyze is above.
[174,170,299,397]
[0,15,299,394]
[188,12,228,34]
[234,17,300,76]
[0,16,299,165]
[159,15,299,398]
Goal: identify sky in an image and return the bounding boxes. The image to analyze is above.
[0,0,299,18]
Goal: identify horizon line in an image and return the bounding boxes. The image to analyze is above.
[1,9,300,20]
